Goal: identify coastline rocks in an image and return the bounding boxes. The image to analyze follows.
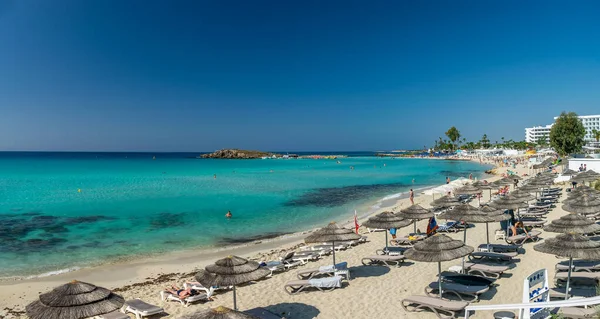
[200,149,278,159]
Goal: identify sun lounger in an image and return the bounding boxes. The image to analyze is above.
[298,246,333,256]
[468,251,514,263]
[318,243,349,251]
[437,221,460,233]
[296,262,348,280]
[550,287,596,299]
[122,299,164,319]
[184,281,232,292]
[521,220,547,228]
[477,243,519,253]
[440,271,495,286]
[390,234,426,246]
[401,295,469,319]
[376,246,408,256]
[335,236,367,246]
[244,307,283,319]
[362,254,405,267]
[505,230,541,245]
[555,272,600,286]
[559,306,598,319]
[160,287,213,307]
[425,281,489,302]
[556,260,600,272]
[93,312,130,319]
[291,251,321,264]
[462,262,509,279]
[367,228,385,233]
[284,275,343,295]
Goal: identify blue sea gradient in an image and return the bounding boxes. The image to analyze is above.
[0,152,490,278]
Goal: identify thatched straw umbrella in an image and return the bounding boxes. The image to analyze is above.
[510,189,536,202]
[562,169,578,176]
[179,306,260,319]
[473,181,493,199]
[304,222,361,267]
[431,195,460,208]
[404,234,474,298]
[489,195,528,211]
[26,281,124,319]
[544,214,600,235]
[534,233,600,300]
[479,205,511,246]
[397,204,433,234]
[195,256,270,310]
[362,211,412,252]
[455,184,483,205]
[572,170,600,184]
[562,194,600,215]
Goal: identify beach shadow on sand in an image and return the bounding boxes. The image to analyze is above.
[348,265,399,278]
[264,302,320,319]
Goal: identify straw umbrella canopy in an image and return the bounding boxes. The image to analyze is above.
[534,233,600,300]
[195,256,270,310]
[544,214,600,235]
[362,211,412,251]
[489,195,529,211]
[562,194,600,215]
[404,234,474,298]
[455,184,482,195]
[26,281,124,319]
[431,195,460,208]
[179,306,260,319]
[562,169,578,176]
[473,180,494,198]
[572,170,600,184]
[510,189,536,202]
[479,205,511,246]
[304,222,361,267]
[567,187,598,199]
[398,204,434,234]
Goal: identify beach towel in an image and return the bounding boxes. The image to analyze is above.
[308,276,342,288]
[318,262,347,273]
[427,217,438,235]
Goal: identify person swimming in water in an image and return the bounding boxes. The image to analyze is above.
[226,211,232,218]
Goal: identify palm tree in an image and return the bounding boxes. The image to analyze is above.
[593,129,600,143]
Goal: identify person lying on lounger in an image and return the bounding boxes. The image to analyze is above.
[165,285,200,300]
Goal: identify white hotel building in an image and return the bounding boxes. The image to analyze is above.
[525,114,600,144]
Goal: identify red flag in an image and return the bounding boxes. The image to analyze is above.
[354,210,359,234]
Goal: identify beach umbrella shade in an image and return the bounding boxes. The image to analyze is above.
[455,184,481,195]
[568,187,598,199]
[506,174,522,180]
[562,194,600,215]
[489,195,529,211]
[398,204,434,234]
[431,195,461,208]
[544,214,600,235]
[26,281,124,319]
[562,169,578,176]
[179,306,260,319]
[362,211,412,251]
[473,180,494,198]
[304,222,361,267]
[404,234,474,298]
[195,256,270,310]
[534,233,600,300]
[510,190,536,202]
[479,205,511,246]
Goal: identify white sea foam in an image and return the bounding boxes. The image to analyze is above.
[26,267,81,279]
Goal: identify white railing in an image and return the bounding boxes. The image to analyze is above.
[464,295,600,318]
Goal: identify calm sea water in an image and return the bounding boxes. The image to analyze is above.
[0,152,490,278]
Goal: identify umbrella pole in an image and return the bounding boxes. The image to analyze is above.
[385,230,389,252]
[332,240,336,267]
[565,257,573,301]
[233,284,237,310]
[438,262,443,298]
[413,220,417,235]
[486,222,490,247]
[461,225,468,274]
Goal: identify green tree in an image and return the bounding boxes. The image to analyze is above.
[479,134,491,149]
[536,136,548,148]
[549,111,586,156]
[593,129,600,142]
[445,126,461,151]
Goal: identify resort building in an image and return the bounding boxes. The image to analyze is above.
[525,114,600,144]
[525,125,552,143]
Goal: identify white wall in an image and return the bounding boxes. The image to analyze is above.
[568,158,600,173]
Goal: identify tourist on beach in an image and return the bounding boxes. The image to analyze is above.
[469,173,472,180]
[389,227,397,239]
[226,211,232,218]
[409,189,414,204]
[584,164,587,171]
[510,221,530,238]
[446,176,450,184]
[579,164,584,172]
[165,285,200,300]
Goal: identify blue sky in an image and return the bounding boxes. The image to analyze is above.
[1,0,599,151]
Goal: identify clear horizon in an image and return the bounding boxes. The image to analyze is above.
[1,1,599,152]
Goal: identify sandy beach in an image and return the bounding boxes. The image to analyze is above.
[1,158,569,319]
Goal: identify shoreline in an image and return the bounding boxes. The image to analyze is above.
[0,159,494,313]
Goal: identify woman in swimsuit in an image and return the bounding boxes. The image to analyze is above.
[165,285,198,299]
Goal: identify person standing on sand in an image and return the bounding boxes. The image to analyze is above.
[409,189,414,205]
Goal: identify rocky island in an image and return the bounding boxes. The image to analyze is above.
[200,149,279,159]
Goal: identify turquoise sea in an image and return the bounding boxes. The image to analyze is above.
[0,152,490,279]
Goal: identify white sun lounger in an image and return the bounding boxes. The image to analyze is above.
[505,230,541,245]
[425,281,489,302]
[559,306,598,318]
[160,286,213,307]
[122,299,164,319]
[468,251,514,263]
[462,262,509,279]
[296,262,348,280]
[284,275,343,295]
[184,281,231,292]
[556,260,600,272]
[390,234,426,246]
[401,295,469,319]
[317,243,349,251]
[361,254,405,267]
[375,246,408,256]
